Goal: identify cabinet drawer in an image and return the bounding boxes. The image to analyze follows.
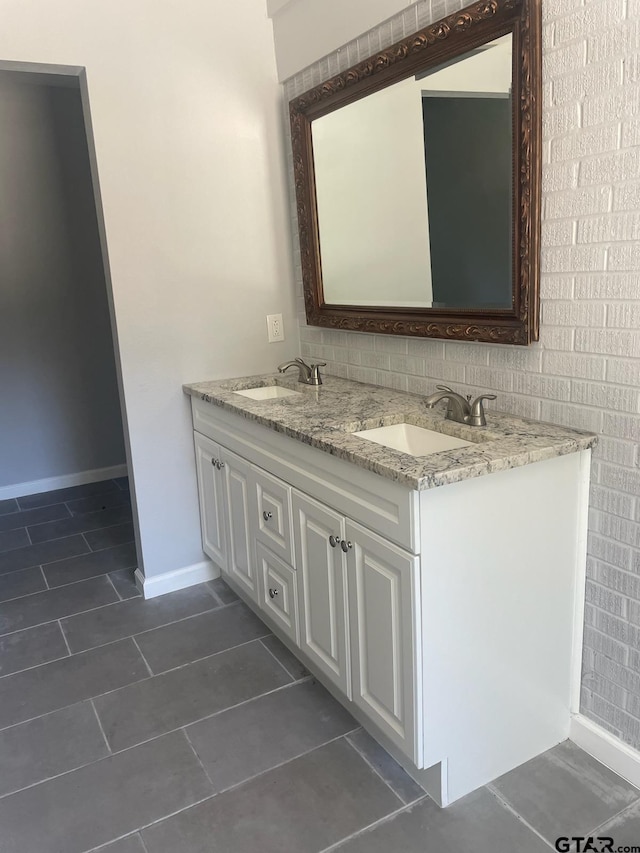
[253,467,293,566]
[256,542,299,644]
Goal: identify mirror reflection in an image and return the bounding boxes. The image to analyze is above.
[311,34,513,310]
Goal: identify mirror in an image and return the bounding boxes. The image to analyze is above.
[290,0,541,345]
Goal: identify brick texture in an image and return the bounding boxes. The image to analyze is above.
[284,0,640,751]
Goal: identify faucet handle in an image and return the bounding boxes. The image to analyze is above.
[469,394,496,426]
[436,384,454,393]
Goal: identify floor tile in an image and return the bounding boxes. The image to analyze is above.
[206,576,239,604]
[187,679,356,793]
[0,568,47,603]
[0,575,118,635]
[0,534,89,576]
[66,490,130,516]
[109,568,141,600]
[142,738,399,853]
[113,477,129,491]
[0,621,68,677]
[0,503,70,533]
[334,787,550,853]
[86,522,135,551]
[347,728,425,804]
[0,498,18,516]
[96,835,147,852]
[0,527,29,554]
[0,730,212,853]
[17,480,120,511]
[491,739,640,844]
[261,634,310,680]
[135,600,270,673]
[94,640,292,752]
[43,542,138,588]
[0,701,109,797]
[28,503,133,544]
[0,638,148,729]
[598,799,640,850]
[61,584,217,653]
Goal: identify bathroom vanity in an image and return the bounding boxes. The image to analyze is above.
[183,374,595,806]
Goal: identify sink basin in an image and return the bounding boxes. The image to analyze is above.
[353,423,473,456]
[233,386,302,401]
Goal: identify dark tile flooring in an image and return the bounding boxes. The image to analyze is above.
[0,479,639,851]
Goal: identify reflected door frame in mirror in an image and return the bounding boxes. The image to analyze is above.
[289,0,541,345]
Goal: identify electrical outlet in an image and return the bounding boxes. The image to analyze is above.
[267,313,285,343]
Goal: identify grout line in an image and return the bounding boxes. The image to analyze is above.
[0,590,221,644]
[39,565,50,590]
[43,561,139,592]
[343,732,405,806]
[183,727,216,790]
[0,639,308,736]
[59,619,72,656]
[0,650,71,681]
[258,636,300,682]
[577,794,640,841]
[25,519,132,549]
[318,791,433,853]
[90,698,113,755]
[131,635,154,678]
[486,784,556,850]
[203,581,227,608]
[104,571,124,602]
[25,525,33,546]
[213,726,364,799]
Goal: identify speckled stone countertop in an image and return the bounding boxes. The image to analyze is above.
[183,373,597,491]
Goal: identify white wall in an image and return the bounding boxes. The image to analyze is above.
[0,77,125,489]
[0,0,299,579]
[281,0,640,752]
[268,0,410,80]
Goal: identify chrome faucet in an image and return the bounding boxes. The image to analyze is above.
[278,357,326,386]
[424,385,496,427]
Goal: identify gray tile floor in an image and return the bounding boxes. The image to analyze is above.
[1,480,639,851]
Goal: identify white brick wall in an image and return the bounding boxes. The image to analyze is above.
[284,0,640,751]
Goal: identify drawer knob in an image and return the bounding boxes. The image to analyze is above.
[329,535,340,548]
[263,511,273,521]
[340,539,352,552]
[268,587,279,599]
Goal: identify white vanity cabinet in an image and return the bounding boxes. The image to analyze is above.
[189,396,591,808]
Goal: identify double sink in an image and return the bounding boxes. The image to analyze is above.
[232,383,480,458]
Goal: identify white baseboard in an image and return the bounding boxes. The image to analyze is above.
[135,560,221,599]
[0,464,128,501]
[570,713,640,791]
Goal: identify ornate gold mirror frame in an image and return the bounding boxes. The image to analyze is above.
[289,0,541,345]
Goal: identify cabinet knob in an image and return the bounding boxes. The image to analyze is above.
[263,511,273,521]
[268,587,278,599]
[340,540,352,552]
[329,535,340,548]
[218,461,225,469]
[211,458,218,468]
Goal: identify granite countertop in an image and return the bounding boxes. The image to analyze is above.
[183,373,597,491]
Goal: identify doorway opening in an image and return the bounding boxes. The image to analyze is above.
[0,62,140,600]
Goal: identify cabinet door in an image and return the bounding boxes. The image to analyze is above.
[221,447,258,603]
[346,520,421,763]
[193,432,227,571]
[293,492,350,696]
[256,542,299,644]
[254,467,293,565]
